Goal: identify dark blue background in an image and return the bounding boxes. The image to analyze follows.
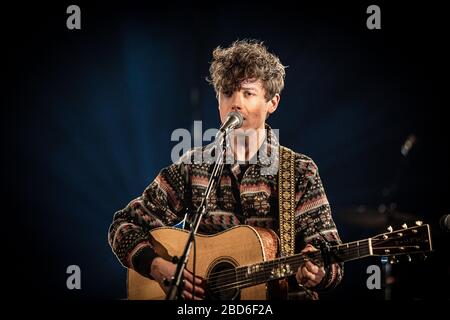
[4,1,449,300]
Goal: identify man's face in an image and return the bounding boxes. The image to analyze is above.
[218,79,279,131]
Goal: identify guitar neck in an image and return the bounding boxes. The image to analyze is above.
[206,224,431,292]
[232,238,372,289]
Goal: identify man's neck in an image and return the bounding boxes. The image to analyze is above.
[230,127,267,163]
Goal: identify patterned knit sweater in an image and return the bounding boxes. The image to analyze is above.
[108,127,344,293]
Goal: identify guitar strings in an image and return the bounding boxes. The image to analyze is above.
[205,239,371,284]
[205,239,375,287]
[208,242,419,293]
[208,254,314,293]
[205,240,409,293]
[210,251,340,293]
[208,252,327,292]
[205,235,409,285]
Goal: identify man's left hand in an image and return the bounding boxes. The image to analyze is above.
[295,244,326,288]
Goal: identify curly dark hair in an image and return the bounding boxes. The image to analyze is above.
[207,39,286,101]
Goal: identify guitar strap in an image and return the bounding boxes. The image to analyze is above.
[278,147,321,300]
[278,146,296,257]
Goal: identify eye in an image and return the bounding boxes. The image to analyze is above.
[222,91,232,97]
[244,91,254,97]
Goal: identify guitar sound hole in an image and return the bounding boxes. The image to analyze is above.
[206,261,240,300]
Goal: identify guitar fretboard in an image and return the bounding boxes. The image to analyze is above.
[208,238,372,292]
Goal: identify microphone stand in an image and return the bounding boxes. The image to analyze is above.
[165,130,228,300]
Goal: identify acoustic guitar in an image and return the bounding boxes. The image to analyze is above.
[127,223,432,300]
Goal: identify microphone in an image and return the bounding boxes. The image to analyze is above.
[219,111,244,132]
[439,214,450,232]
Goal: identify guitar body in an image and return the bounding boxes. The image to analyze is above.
[127,225,279,300]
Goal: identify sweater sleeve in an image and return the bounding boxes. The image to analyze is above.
[294,155,344,292]
[108,161,190,278]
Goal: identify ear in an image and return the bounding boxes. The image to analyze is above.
[267,93,280,115]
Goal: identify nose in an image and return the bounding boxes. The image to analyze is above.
[230,92,243,111]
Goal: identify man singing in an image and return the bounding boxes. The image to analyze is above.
[108,39,343,300]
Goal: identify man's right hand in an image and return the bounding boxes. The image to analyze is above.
[150,257,205,300]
